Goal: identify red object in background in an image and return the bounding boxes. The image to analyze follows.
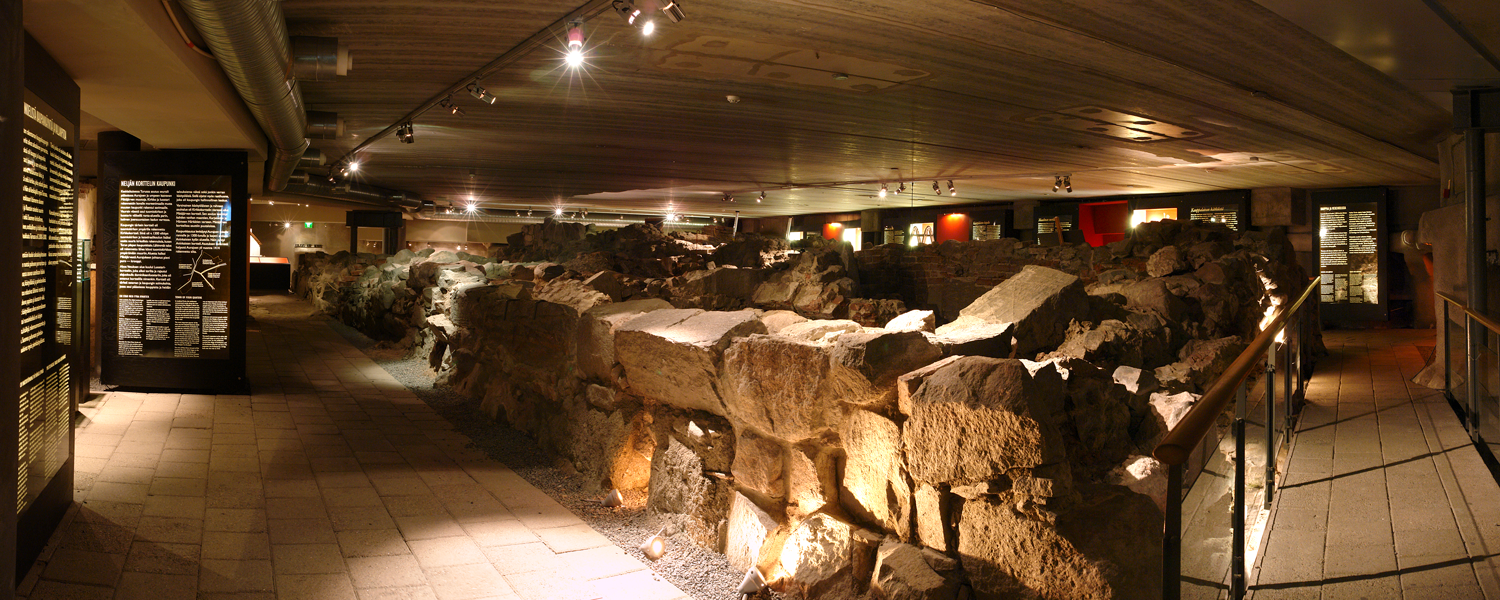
[822,222,844,240]
[936,213,971,243]
[1079,201,1129,247]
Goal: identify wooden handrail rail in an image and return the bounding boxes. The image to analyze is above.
[1437,291,1500,335]
[1153,276,1321,465]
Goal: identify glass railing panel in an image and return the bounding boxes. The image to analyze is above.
[1477,330,1500,449]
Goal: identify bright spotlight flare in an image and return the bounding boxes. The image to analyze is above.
[565,21,586,68]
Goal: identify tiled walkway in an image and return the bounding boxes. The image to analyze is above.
[1253,330,1500,599]
[21,296,689,600]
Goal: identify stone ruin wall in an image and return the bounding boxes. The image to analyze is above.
[295,219,1312,600]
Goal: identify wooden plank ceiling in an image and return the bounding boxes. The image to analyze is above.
[282,0,1457,218]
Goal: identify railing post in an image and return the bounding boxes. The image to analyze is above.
[1465,120,1487,442]
[1265,342,1277,508]
[1232,381,1247,599]
[1284,319,1295,436]
[1163,463,1183,600]
[1443,300,1451,401]
[1469,315,1481,440]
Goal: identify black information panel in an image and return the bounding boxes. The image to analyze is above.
[17,91,74,516]
[1315,188,1387,322]
[1034,203,1081,246]
[101,152,247,390]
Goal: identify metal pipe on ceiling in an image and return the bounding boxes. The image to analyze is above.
[177,0,310,192]
[281,177,422,210]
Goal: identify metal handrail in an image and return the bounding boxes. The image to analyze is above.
[1155,275,1320,600]
[1154,276,1322,465]
[1438,291,1500,335]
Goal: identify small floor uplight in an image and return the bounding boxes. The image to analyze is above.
[602,489,624,508]
[640,529,667,561]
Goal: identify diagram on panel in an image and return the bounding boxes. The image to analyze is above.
[178,249,225,291]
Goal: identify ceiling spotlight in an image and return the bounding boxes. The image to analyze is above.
[758,191,764,203]
[879,183,888,198]
[467,82,497,105]
[1064,175,1073,193]
[640,18,656,36]
[565,21,586,68]
[465,203,478,214]
[347,161,360,172]
[440,97,465,116]
[722,193,734,202]
[932,181,940,195]
[397,122,414,144]
[897,182,906,194]
[555,207,564,216]
[1052,176,1061,193]
[947,180,956,196]
[660,0,685,22]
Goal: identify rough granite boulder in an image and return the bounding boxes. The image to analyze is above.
[1154,335,1246,393]
[725,492,778,572]
[647,436,732,549]
[956,265,1089,355]
[885,310,936,333]
[777,512,855,599]
[722,334,835,442]
[840,409,912,539]
[828,330,945,407]
[616,309,767,416]
[873,541,959,600]
[1146,245,1189,277]
[958,487,1162,600]
[759,310,808,334]
[778,319,863,344]
[731,428,786,499]
[903,357,1068,486]
[576,299,674,383]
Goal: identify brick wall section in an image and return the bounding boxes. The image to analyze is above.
[856,238,1132,321]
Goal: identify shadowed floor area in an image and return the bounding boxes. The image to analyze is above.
[18,294,689,600]
[1251,330,1500,599]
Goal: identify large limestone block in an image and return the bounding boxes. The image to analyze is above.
[577,299,674,382]
[840,410,912,538]
[1146,245,1189,277]
[617,309,766,416]
[778,512,855,598]
[731,428,786,499]
[903,357,1067,486]
[957,265,1089,355]
[885,310,936,333]
[1154,335,1245,393]
[778,319,862,343]
[722,335,835,442]
[958,489,1161,600]
[896,356,963,417]
[931,322,1013,358]
[873,541,958,600]
[647,436,731,549]
[759,310,808,334]
[725,492,778,572]
[534,279,611,315]
[829,331,944,407]
[913,484,950,553]
[1121,279,1189,323]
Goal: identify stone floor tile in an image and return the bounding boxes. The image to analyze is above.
[461,519,538,548]
[275,573,358,600]
[533,524,612,554]
[337,528,411,557]
[409,536,488,568]
[424,563,514,600]
[26,580,115,600]
[355,585,440,600]
[112,571,197,600]
[201,531,272,560]
[559,546,646,580]
[590,569,687,600]
[268,518,338,545]
[271,543,347,574]
[133,516,203,545]
[42,548,125,586]
[395,514,467,541]
[347,554,427,588]
[503,569,600,600]
[198,558,275,593]
[483,542,568,576]
[122,541,200,575]
[206,508,268,533]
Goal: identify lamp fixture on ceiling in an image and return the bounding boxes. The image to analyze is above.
[897,182,906,195]
[722,193,735,202]
[467,82,497,105]
[1064,175,1072,193]
[1052,176,1061,193]
[932,181,940,195]
[465,203,478,214]
[947,180,956,196]
[555,207,564,216]
[565,21,586,68]
[613,0,684,36]
[440,97,465,116]
[878,183,888,198]
[397,122,414,144]
[758,191,764,203]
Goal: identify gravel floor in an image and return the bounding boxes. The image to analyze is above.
[324,318,758,600]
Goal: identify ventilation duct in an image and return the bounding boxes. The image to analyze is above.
[306,111,344,139]
[291,36,351,80]
[280,177,422,210]
[298,147,325,168]
[178,0,311,192]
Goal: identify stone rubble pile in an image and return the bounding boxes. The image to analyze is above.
[296,219,1310,600]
